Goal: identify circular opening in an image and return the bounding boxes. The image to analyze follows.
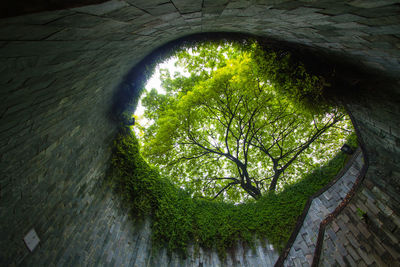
[135,40,356,202]
[109,36,358,255]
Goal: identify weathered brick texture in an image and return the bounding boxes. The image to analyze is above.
[1,0,399,266]
[284,151,364,267]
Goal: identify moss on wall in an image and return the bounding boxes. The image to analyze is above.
[108,126,357,256]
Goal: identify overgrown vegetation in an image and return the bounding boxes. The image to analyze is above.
[109,126,357,256]
[109,39,358,257]
[138,41,353,202]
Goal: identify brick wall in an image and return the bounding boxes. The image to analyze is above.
[320,88,400,266]
[1,0,399,265]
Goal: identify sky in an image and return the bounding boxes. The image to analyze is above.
[135,56,184,117]
[134,56,188,137]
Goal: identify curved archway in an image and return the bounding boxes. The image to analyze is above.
[0,1,399,266]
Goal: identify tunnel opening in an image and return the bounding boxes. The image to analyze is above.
[108,35,364,258]
[1,0,399,264]
[134,39,357,200]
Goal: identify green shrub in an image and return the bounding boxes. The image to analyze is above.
[108,126,357,255]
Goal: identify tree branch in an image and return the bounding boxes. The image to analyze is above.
[212,181,239,200]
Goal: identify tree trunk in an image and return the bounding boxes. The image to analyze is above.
[268,172,280,191]
[239,164,262,199]
[241,182,261,199]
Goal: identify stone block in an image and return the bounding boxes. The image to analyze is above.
[343,253,357,266]
[0,24,63,40]
[356,246,374,265]
[71,0,129,16]
[352,5,400,18]
[226,1,251,9]
[203,0,229,7]
[146,3,177,16]
[348,0,400,9]
[125,0,168,9]
[48,13,111,28]
[272,1,306,11]
[347,244,361,261]
[105,6,146,21]
[329,13,365,23]
[0,10,74,26]
[172,0,202,14]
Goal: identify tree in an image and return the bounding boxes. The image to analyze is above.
[140,42,352,202]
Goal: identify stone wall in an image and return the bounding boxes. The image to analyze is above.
[319,88,400,266]
[1,0,400,266]
[283,150,364,266]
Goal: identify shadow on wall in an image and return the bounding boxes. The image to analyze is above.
[111,31,395,126]
[0,0,109,18]
[111,32,259,123]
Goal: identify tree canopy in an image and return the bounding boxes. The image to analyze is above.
[138,41,353,202]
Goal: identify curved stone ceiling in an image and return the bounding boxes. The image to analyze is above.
[0,0,399,266]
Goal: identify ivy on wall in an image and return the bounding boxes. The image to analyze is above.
[108,37,358,256]
[108,126,357,256]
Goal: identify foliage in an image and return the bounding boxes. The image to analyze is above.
[248,43,332,113]
[110,40,358,256]
[109,126,358,255]
[139,41,354,202]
